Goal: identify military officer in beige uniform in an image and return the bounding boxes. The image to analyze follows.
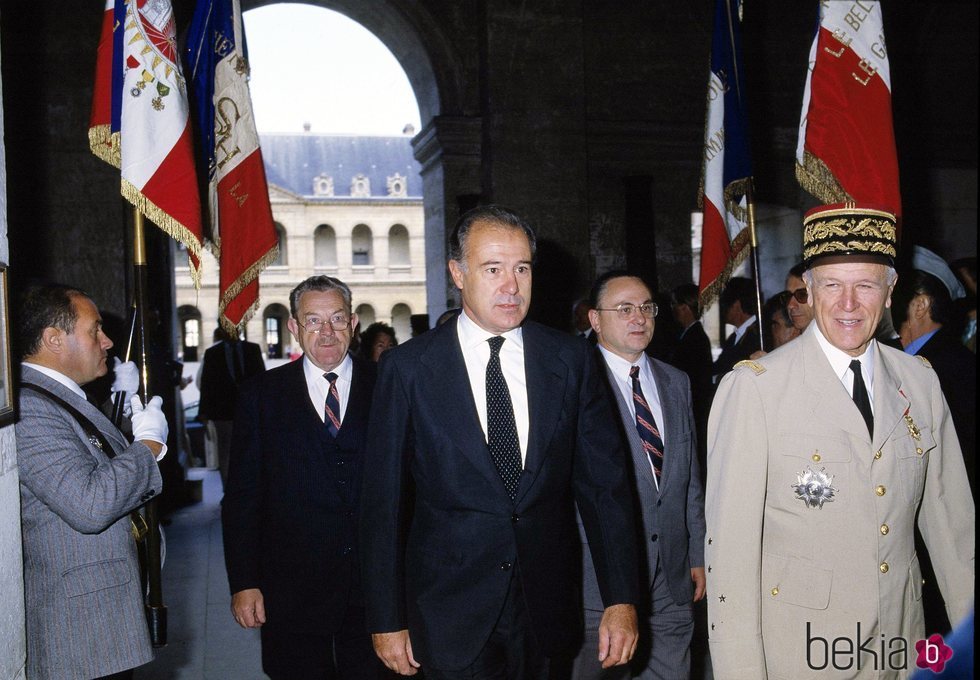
[705,204,975,679]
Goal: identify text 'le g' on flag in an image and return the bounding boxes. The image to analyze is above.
[796,0,901,220]
[89,0,206,284]
[187,0,279,334]
[698,0,754,309]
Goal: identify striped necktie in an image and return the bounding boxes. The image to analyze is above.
[323,372,341,437]
[630,365,664,479]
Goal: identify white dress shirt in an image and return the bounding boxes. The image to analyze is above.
[456,310,530,464]
[596,347,666,489]
[302,352,354,423]
[813,324,876,412]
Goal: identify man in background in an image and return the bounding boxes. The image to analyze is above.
[710,276,760,382]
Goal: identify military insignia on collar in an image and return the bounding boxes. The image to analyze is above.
[793,466,837,508]
[904,414,921,440]
[88,435,104,450]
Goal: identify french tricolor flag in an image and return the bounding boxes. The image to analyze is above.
[796,0,901,222]
[187,0,279,334]
[697,0,753,308]
[89,0,205,282]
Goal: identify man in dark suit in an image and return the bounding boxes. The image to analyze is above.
[572,298,598,344]
[16,284,168,679]
[360,206,640,678]
[710,276,761,382]
[569,272,706,680]
[222,275,385,679]
[667,283,712,474]
[197,327,265,485]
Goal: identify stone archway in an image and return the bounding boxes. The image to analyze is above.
[242,0,482,315]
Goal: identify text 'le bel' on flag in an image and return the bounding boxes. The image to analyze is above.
[698,0,754,310]
[88,0,205,283]
[187,0,279,334]
[796,0,901,221]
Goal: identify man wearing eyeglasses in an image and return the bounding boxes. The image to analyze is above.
[785,262,814,333]
[567,272,705,680]
[222,275,386,679]
[706,204,974,679]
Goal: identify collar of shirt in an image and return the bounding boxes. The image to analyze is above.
[812,324,876,405]
[597,347,666,444]
[733,315,757,344]
[22,362,86,399]
[303,352,354,423]
[456,309,530,461]
[904,328,939,356]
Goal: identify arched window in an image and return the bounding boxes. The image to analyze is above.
[388,224,410,266]
[177,305,202,362]
[314,224,337,267]
[272,222,287,266]
[351,224,373,266]
[355,304,376,328]
[391,303,412,343]
[263,303,290,359]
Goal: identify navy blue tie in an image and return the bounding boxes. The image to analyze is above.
[486,336,522,500]
[323,372,341,437]
[630,365,664,479]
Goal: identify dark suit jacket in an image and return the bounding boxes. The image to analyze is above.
[916,327,976,494]
[222,355,376,633]
[667,321,713,468]
[360,318,639,670]
[581,354,706,613]
[711,324,761,380]
[199,340,265,421]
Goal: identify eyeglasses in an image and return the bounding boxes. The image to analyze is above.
[595,302,658,319]
[790,288,808,304]
[296,314,351,334]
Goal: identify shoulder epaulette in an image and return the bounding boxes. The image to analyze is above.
[734,359,766,375]
[916,355,933,369]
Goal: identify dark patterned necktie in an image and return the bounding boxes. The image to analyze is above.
[323,372,341,437]
[849,360,874,437]
[486,336,522,500]
[630,365,664,479]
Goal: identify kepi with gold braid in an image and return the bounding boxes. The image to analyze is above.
[802,202,897,268]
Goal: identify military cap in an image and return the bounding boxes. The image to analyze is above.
[802,202,897,269]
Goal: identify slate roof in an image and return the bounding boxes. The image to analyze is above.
[259,133,422,199]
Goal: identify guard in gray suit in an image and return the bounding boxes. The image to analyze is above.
[15,284,168,680]
[570,272,706,680]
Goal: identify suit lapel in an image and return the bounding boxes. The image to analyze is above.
[872,347,910,451]
[419,320,502,489]
[604,359,658,498]
[647,356,678,495]
[281,359,328,442]
[335,357,370,447]
[518,323,566,500]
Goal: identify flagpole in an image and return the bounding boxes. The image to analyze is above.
[131,208,168,647]
[746,183,765,352]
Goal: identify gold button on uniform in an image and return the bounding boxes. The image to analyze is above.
[874,450,883,460]
[875,485,886,496]
[916,447,923,455]
[880,524,889,535]
[812,453,821,462]
[771,587,779,596]
[880,562,889,573]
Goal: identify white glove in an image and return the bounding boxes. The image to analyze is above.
[130,395,169,445]
[111,358,140,395]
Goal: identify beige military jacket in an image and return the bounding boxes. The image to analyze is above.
[706,325,974,679]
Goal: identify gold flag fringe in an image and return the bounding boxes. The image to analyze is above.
[217,244,281,335]
[795,151,851,205]
[120,179,205,288]
[699,227,751,311]
[88,126,121,168]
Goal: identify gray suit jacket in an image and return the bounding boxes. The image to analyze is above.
[580,353,706,612]
[16,365,162,679]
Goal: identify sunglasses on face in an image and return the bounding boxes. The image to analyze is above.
[790,288,808,304]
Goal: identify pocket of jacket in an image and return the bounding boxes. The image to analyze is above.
[762,552,833,610]
[62,558,131,598]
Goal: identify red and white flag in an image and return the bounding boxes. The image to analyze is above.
[89,0,205,282]
[698,0,754,308]
[187,0,278,333]
[796,0,901,220]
